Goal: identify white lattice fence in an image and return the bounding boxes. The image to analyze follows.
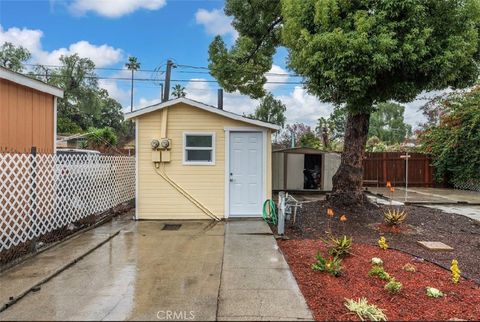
[0,153,135,253]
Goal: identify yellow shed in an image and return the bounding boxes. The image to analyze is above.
[125,98,280,220]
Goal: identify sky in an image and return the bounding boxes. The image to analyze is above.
[0,0,432,129]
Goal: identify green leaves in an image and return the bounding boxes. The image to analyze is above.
[0,42,31,72]
[418,85,480,188]
[248,93,286,127]
[209,0,479,114]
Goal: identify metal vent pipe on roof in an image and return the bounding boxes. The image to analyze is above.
[218,88,223,110]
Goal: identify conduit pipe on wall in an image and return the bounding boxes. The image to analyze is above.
[153,160,220,221]
[154,107,220,221]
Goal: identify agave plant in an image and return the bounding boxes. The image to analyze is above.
[383,208,407,226]
[345,298,387,321]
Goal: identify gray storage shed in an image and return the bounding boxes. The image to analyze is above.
[272,147,341,191]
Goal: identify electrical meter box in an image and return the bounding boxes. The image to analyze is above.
[161,150,171,162]
[151,150,161,162]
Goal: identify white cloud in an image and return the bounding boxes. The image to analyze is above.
[279,86,335,125]
[99,79,130,103]
[138,97,162,108]
[265,64,290,91]
[184,78,259,116]
[69,0,166,18]
[195,8,238,40]
[0,25,123,67]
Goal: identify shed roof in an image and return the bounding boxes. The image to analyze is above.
[273,147,339,155]
[124,97,281,131]
[0,66,64,98]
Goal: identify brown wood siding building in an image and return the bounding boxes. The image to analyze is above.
[0,67,63,154]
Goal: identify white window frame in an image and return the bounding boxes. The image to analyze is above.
[182,132,216,165]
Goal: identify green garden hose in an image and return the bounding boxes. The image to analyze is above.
[262,199,278,225]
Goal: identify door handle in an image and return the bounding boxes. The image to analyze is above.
[229,172,233,182]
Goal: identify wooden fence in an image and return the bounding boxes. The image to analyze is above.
[363,152,437,187]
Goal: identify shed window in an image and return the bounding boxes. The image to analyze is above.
[183,133,215,165]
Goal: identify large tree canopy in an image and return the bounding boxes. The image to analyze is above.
[209,0,480,206]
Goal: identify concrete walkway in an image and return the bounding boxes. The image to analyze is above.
[218,220,312,321]
[0,219,312,321]
[0,214,133,312]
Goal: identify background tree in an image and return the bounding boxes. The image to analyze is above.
[208,0,480,206]
[0,42,31,72]
[125,56,140,111]
[276,123,316,149]
[418,85,480,189]
[40,54,129,142]
[83,127,118,152]
[171,84,186,98]
[249,93,286,127]
[316,106,347,141]
[299,132,322,149]
[369,103,412,145]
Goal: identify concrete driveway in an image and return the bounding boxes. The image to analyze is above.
[0,219,311,321]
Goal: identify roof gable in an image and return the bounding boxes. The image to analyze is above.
[124,97,281,131]
[0,66,64,98]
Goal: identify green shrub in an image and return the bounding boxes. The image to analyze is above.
[327,235,353,258]
[368,266,390,280]
[384,278,402,294]
[426,287,444,298]
[312,252,342,277]
[344,298,387,321]
[418,86,480,188]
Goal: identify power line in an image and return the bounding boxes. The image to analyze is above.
[27,74,305,85]
[23,63,162,73]
[176,63,301,77]
[23,62,301,77]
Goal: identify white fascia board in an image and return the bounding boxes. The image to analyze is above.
[0,67,64,98]
[124,97,281,131]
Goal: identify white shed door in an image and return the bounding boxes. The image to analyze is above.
[229,132,263,216]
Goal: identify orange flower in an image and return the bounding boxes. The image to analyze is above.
[390,187,395,193]
[327,208,334,217]
[386,181,392,188]
[340,215,347,222]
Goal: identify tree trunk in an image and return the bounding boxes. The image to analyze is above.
[330,111,371,207]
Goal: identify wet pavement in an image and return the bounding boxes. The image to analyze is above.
[366,187,480,222]
[218,220,312,321]
[366,187,480,204]
[0,214,133,312]
[0,220,224,321]
[0,219,312,321]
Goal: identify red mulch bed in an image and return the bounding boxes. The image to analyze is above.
[278,239,480,321]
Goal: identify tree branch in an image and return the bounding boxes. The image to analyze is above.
[242,16,283,64]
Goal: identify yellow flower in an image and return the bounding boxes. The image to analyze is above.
[327,208,334,217]
[378,236,388,250]
[450,259,461,284]
[340,215,347,222]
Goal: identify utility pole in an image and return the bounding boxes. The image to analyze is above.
[163,59,174,102]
